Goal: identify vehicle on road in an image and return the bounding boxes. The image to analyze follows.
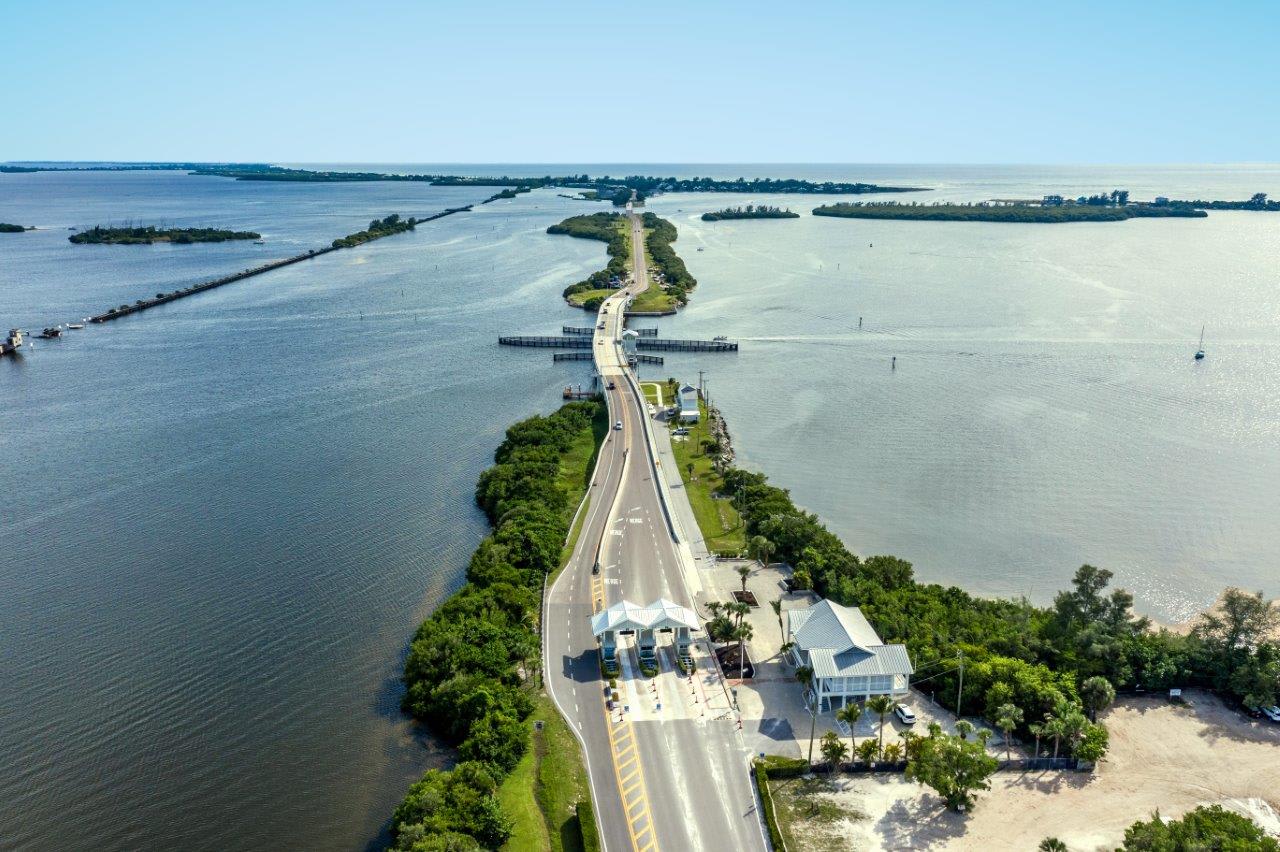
[1262,705,1280,723]
[614,420,622,431]
[607,381,616,389]
[894,704,917,726]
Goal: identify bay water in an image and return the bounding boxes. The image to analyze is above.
[1,164,1277,849]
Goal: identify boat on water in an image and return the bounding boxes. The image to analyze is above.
[66,323,85,330]
[254,240,265,244]
[37,326,63,340]
[697,247,704,251]
[1194,325,1206,360]
[713,335,728,341]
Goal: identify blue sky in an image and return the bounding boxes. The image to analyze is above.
[3,0,1277,163]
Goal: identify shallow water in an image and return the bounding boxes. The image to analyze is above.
[2,164,1278,849]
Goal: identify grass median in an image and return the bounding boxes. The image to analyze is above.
[665,388,745,553]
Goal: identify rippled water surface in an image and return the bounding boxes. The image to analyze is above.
[2,165,1279,850]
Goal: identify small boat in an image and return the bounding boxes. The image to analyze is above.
[66,323,85,330]
[697,247,704,251]
[38,326,63,339]
[713,335,728,341]
[1194,325,1206,360]
[254,240,265,244]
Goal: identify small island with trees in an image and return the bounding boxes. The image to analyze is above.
[702,204,799,221]
[70,225,261,244]
[331,214,416,248]
[1,223,31,233]
[813,191,1216,223]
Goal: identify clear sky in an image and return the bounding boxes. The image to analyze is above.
[4,0,1277,163]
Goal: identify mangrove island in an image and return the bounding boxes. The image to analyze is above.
[70,225,262,244]
[331,214,416,248]
[701,204,799,221]
[814,193,1210,223]
[1,223,31,233]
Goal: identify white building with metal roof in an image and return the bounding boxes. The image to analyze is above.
[677,384,699,423]
[786,598,913,711]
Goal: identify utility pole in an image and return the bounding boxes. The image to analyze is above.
[955,651,965,719]
[698,369,706,398]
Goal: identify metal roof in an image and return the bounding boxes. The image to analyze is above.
[590,598,700,636]
[790,599,913,679]
[808,645,914,679]
[792,599,882,655]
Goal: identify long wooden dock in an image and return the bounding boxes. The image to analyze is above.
[500,335,593,349]
[636,338,737,352]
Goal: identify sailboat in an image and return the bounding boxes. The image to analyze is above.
[1194,325,1206,360]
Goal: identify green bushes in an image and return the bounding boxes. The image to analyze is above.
[547,213,628,301]
[640,213,697,305]
[1120,805,1279,851]
[757,755,809,778]
[390,400,604,851]
[576,800,601,852]
[754,763,786,850]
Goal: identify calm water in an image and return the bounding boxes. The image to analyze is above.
[2,165,1279,849]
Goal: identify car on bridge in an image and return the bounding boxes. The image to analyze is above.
[614,420,623,431]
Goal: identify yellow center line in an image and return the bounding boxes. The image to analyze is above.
[602,700,655,851]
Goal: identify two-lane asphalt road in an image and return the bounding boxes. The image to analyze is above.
[545,212,768,852]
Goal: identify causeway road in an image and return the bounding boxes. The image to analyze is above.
[544,212,768,852]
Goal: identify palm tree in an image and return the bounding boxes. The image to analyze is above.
[749,534,773,568]
[994,703,1024,760]
[736,564,751,594]
[835,701,862,754]
[770,599,784,645]
[865,694,896,759]
[881,742,903,762]
[1038,839,1068,852]
[796,665,817,766]
[1028,722,1044,758]
[1043,715,1067,760]
[954,719,974,741]
[728,600,751,629]
[1079,676,1116,722]
[819,731,848,773]
[732,622,754,680]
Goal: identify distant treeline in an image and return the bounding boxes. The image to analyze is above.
[331,214,416,248]
[1160,192,1279,211]
[701,204,799,221]
[813,201,1207,223]
[0,223,28,233]
[548,212,629,308]
[642,212,697,304]
[392,399,605,850]
[70,225,262,244]
[185,164,922,195]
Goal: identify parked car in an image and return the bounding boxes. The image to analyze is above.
[614,420,623,431]
[1262,705,1280,723]
[894,704,916,726]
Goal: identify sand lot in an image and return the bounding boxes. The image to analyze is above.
[774,690,1280,850]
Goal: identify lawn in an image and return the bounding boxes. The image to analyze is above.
[566,287,614,307]
[664,387,746,554]
[628,285,677,313]
[499,694,590,852]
